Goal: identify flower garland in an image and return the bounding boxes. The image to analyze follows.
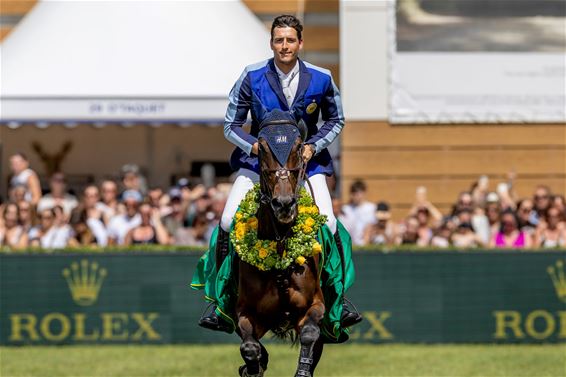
[230,184,327,271]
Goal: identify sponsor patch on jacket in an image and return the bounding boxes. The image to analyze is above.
[306,102,317,114]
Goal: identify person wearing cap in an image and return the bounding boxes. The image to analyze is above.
[162,187,191,244]
[120,164,147,197]
[198,15,361,332]
[107,189,142,245]
[484,192,502,241]
[363,201,394,246]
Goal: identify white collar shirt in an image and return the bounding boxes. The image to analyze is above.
[275,61,300,107]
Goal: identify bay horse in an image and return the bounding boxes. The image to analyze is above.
[236,115,325,377]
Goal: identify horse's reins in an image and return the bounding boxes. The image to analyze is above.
[259,140,317,247]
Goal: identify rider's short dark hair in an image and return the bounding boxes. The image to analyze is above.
[271,15,303,41]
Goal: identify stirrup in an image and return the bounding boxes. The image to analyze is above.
[198,304,232,333]
[341,298,363,328]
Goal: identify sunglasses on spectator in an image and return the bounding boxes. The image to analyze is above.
[535,195,549,200]
[41,215,54,220]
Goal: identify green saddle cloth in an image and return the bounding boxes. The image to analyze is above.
[190,221,355,343]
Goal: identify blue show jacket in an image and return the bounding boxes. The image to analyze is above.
[224,58,345,176]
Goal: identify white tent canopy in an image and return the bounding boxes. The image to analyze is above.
[0,0,271,124]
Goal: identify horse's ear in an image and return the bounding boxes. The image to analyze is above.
[297,119,308,141]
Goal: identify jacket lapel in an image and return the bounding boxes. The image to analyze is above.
[266,59,289,110]
[291,59,312,110]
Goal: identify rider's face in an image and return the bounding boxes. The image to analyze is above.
[270,27,302,69]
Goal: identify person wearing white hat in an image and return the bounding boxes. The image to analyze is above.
[107,190,142,245]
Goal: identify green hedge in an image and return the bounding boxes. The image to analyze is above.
[1,245,565,254]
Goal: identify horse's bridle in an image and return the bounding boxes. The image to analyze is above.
[259,141,306,208]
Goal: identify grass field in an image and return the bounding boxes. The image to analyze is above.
[1,344,564,377]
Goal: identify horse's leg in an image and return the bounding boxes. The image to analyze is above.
[294,299,325,377]
[310,338,324,376]
[259,341,269,372]
[238,314,266,377]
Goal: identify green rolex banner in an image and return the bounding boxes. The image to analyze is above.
[0,250,564,345]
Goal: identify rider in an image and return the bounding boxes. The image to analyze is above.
[199,15,362,332]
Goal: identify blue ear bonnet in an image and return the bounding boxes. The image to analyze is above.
[258,110,305,167]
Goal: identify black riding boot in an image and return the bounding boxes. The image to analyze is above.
[334,231,363,328]
[198,228,232,333]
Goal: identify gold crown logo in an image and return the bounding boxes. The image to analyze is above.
[547,260,566,303]
[62,259,107,306]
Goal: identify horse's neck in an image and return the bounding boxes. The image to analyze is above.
[257,203,292,241]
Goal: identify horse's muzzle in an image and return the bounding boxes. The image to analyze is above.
[271,197,297,223]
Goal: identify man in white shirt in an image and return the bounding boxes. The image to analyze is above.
[37,172,78,218]
[340,180,376,246]
[107,190,142,245]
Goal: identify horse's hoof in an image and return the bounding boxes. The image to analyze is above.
[239,365,264,377]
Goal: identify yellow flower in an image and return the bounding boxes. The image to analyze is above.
[235,227,246,240]
[305,217,315,227]
[235,212,243,220]
[312,242,322,254]
[247,217,258,230]
[298,206,308,214]
[296,256,306,265]
[302,225,313,234]
[235,222,247,234]
[259,248,268,259]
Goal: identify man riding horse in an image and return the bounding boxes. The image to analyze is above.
[197,15,362,333]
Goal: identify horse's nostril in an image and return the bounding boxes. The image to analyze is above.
[271,198,282,209]
[272,197,296,210]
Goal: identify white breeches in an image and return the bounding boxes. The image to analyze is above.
[220,168,337,234]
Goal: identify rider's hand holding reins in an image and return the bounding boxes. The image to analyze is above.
[302,144,315,163]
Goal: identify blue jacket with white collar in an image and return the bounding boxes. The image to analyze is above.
[224,58,345,176]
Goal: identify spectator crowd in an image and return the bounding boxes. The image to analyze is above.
[338,178,565,249]
[0,153,227,249]
[1,152,564,250]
